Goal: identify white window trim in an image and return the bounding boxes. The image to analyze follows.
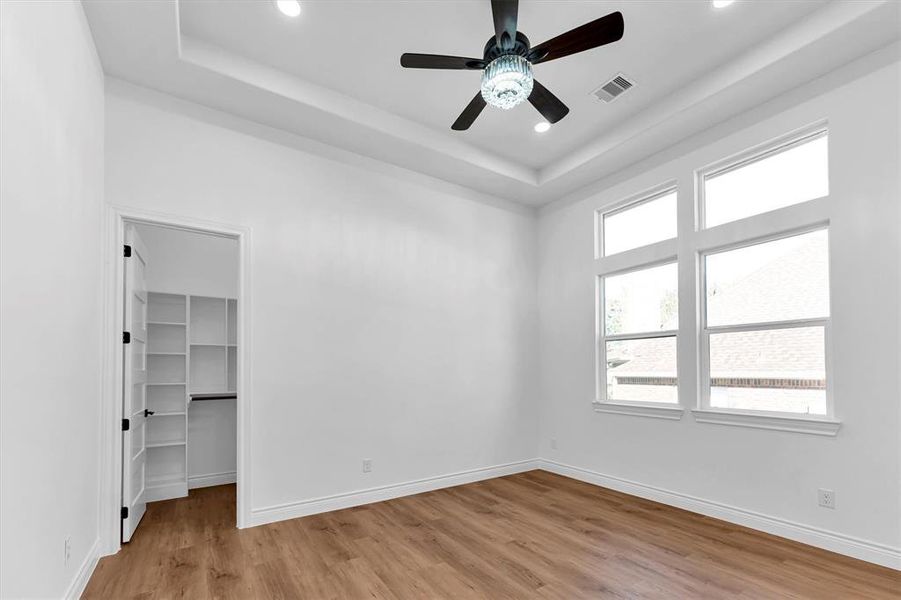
[592,123,842,433]
[594,400,684,421]
[694,132,838,430]
[691,223,840,433]
[595,183,683,419]
[596,180,678,260]
[690,409,841,436]
[697,122,828,231]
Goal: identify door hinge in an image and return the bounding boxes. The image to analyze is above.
[122,418,130,431]
[121,506,129,519]
[124,244,132,258]
[123,331,131,344]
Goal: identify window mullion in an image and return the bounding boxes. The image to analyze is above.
[677,164,698,411]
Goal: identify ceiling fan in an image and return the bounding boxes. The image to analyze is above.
[400,0,624,131]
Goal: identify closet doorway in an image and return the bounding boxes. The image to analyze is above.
[107,211,249,550]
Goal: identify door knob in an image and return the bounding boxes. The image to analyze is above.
[144,409,155,417]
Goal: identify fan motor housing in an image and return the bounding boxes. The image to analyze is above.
[483,32,531,62]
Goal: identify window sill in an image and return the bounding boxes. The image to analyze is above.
[691,409,841,436]
[593,401,684,421]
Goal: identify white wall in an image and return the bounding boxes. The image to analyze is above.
[106,86,540,520]
[538,58,901,561]
[135,224,239,298]
[0,1,105,598]
[186,396,238,485]
[134,224,239,485]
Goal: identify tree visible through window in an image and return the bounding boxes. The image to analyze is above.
[602,262,678,404]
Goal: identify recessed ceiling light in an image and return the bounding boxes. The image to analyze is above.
[276,0,301,17]
[534,121,551,133]
[712,0,735,8]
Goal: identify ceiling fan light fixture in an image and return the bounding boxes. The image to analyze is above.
[399,3,624,130]
[480,55,533,110]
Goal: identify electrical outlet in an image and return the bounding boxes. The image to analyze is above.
[64,537,71,566]
[818,488,835,509]
[550,438,558,450]
[362,459,372,473]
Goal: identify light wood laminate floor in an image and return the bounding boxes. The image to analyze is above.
[84,471,900,599]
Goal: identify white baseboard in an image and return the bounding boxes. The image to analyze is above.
[189,471,237,489]
[64,536,100,600]
[145,481,188,503]
[249,459,540,527]
[538,459,901,571]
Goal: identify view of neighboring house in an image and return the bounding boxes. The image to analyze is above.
[608,231,828,414]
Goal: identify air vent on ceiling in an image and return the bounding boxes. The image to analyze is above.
[591,73,635,103]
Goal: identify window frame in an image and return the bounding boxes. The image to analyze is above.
[596,182,678,259]
[591,123,842,434]
[696,225,834,420]
[697,124,829,230]
[594,183,684,420]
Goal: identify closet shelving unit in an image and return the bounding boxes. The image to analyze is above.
[144,292,237,502]
[189,296,238,398]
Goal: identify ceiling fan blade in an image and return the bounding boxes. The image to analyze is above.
[400,53,484,70]
[491,0,519,50]
[528,80,569,124]
[452,93,487,131]
[529,11,624,64]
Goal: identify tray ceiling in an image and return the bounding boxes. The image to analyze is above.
[83,0,899,205]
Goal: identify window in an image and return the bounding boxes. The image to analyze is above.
[702,229,830,415]
[600,189,677,256]
[593,126,838,433]
[600,263,679,406]
[596,185,680,414]
[604,263,679,336]
[702,130,828,228]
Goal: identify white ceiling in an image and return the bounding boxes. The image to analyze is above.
[179,0,823,168]
[83,0,899,206]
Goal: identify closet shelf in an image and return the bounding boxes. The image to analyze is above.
[190,342,228,347]
[147,440,186,449]
[147,381,186,386]
[148,321,186,327]
[147,352,186,356]
[147,474,187,487]
[151,411,186,417]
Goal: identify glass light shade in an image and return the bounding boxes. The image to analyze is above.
[480,55,533,110]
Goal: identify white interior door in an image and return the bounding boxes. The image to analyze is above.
[122,225,149,542]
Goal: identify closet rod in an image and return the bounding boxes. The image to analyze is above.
[191,393,237,401]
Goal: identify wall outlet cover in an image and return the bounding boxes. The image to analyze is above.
[817,488,835,509]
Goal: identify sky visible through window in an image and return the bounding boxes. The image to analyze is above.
[603,191,677,256]
[704,134,828,228]
[705,229,829,327]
